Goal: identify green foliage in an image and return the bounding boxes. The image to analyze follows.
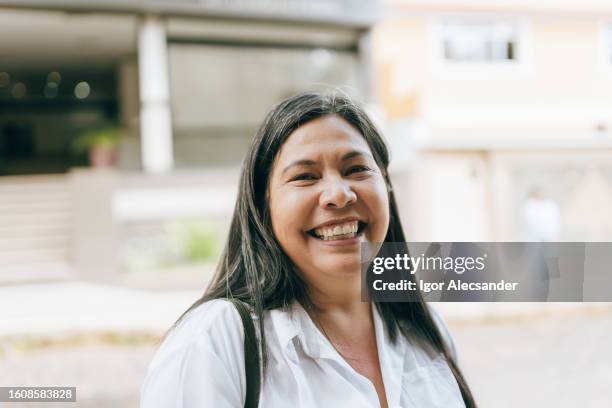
[72,127,120,154]
[182,221,220,261]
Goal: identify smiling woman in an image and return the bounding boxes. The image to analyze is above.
[268,114,390,308]
[140,92,477,408]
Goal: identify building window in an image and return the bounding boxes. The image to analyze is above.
[440,20,519,62]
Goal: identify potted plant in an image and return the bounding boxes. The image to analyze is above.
[72,127,120,168]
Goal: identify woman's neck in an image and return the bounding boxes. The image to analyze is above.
[307,277,366,313]
[305,283,373,336]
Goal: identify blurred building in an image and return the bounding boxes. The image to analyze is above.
[0,0,381,283]
[375,0,612,242]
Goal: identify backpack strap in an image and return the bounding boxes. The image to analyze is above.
[229,299,261,408]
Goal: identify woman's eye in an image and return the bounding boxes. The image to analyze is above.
[346,165,372,175]
[291,173,318,182]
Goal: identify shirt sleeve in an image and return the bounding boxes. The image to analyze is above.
[140,300,247,408]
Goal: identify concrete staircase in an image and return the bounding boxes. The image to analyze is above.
[0,175,74,283]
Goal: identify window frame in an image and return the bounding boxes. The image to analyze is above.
[428,15,532,79]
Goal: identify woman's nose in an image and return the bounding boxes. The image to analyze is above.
[319,178,357,208]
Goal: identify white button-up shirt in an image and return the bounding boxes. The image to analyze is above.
[140,299,465,408]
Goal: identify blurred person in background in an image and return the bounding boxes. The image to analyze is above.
[522,187,561,242]
[140,92,476,408]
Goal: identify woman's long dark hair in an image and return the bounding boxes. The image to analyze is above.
[174,91,476,407]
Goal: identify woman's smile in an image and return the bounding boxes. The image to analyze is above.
[305,217,368,245]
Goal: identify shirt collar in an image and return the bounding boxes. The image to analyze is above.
[292,301,334,360]
[270,301,402,362]
[269,303,299,351]
[269,300,329,361]
[270,301,406,406]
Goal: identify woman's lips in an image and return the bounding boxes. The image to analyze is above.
[314,235,361,246]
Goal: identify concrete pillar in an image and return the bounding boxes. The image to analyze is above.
[358,30,374,104]
[118,59,140,134]
[117,59,141,170]
[138,15,173,173]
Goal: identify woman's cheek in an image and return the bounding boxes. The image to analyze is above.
[358,179,388,210]
[276,189,310,235]
[359,182,390,241]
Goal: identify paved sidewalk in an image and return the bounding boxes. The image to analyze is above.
[0,281,202,337]
[433,301,612,323]
[1,280,610,338]
[0,281,610,408]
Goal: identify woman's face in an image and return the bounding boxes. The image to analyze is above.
[268,114,390,286]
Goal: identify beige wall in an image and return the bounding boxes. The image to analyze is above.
[374,14,612,128]
[387,0,612,15]
[374,4,612,240]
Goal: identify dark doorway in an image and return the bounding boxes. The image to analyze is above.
[0,66,118,175]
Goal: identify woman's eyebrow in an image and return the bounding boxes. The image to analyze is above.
[341,150,373,161]
[281,159,317,176]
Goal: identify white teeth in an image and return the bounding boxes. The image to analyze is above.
[313,221,360,240]
[320,232,356,241]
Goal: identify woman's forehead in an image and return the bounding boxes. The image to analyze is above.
[278,115,370,159]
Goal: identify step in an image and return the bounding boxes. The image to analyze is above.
[0,201,72,215]
[0,211,73,227]
[0,248,70,264]
[0,224,73,238]
[0,189,70,197]
[0,192,72,204]
[0,234,72,252]
[0,174,69,188]
[0,182,71,194]
[0,181,70,189]
[0,261,74,284]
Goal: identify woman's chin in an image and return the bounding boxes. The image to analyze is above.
[315,257,362,276]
